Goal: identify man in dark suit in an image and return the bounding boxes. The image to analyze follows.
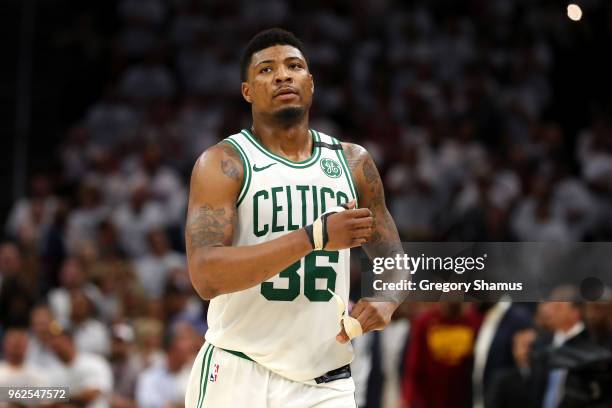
[485,328,537,408]
[472,301,533,408]
[529,287,612,408]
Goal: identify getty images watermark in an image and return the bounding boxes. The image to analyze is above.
[371,253,524,293]
[361,242,612,302]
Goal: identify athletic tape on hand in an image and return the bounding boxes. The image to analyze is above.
[309,205,347,251]
[328,289,363,340]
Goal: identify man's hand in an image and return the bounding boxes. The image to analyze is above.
[336,299,398,343]
[324,200,374,250]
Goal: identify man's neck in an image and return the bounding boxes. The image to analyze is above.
[251,117,312,162]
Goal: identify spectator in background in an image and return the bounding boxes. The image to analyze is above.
[171,321,203,362]
[40,200,70,290]
[84,87,139,150]
[135,329,193,408]
[5,174,57,248]
[47,257,102,327]
[163,280,206,336]
[551,162,597,241]
[69,290,111,357]
[0,327,46,387]
[472,301,532,408]
[0,242,35,329]
[134,228,185,299]
[88,265,127,324]
[109,323,139,408]
[381,302,415,408]
[130,143,186,227]
[47,321,113,408]
[95,220,127,261]
[26,304,63,373]
[132,318,165,370]
[0,242,21,295]
[485,328,537,408]
[531,288,590,408]
[119,50,175,102]
[112,178,167,258]
[512,175,572,243]
[66,181,110,254]
[385,146,439,240]
[401,303,481,408]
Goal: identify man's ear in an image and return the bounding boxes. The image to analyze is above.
[241,82,252,103]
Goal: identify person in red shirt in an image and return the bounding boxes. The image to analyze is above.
[401,302,482,408]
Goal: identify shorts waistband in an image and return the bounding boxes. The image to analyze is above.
[219,347,351,383]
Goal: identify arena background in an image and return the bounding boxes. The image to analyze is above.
[2,1,612,407]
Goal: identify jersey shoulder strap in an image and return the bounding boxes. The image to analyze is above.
[222,132,252,207]
[314,131,359,204]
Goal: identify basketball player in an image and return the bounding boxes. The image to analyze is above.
[184,28,404,407]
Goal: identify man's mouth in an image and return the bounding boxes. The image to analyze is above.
[274,87,299,98]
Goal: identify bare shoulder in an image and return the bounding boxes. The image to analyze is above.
[341,142,380,183]
[191,141,244,185]
[341,142,369,173]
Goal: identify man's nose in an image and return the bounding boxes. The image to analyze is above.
[274,66,293,83]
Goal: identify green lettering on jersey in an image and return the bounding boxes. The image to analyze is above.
[260,251,339,302]
[311,186,318,220]
[286,186,299,231]
[337,191,349,206]
[260,260,300,301]
[304,250,338,301]
[253,190,269,237]
[271,187,284,232]
[320,187,335,213]
[296,185,310,227]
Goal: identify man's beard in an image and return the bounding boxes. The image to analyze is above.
[272,106,305,126]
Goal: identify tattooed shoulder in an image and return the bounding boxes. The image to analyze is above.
[341,142,368,174]
[341,142,382,195]
[217,142,244,182]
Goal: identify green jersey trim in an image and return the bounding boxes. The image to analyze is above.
[196,344,213,408]
[330,135,359,205]
[223,138,252,207]
[240,129,322,168]
[220,347,254,362]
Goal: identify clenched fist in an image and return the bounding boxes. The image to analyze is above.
[324,200,373,250]
[336,299,398,343]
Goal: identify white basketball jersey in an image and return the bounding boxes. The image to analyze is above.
[204,128,359,382]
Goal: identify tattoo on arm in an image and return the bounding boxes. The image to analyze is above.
[344,143,407,302]
[186,204,235,250]
[221,159,240,181]
[219,142,243,182]
[344,144,362,174]
[343,143,403,258]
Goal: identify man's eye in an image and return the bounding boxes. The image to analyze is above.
[260,67,272,74]
[290,63,302,69]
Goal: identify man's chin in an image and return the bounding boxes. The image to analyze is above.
[272,106,305,125]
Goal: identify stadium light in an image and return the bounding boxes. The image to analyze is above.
[567,3,582,21]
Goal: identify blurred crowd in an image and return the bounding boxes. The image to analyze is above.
[3,0,612,407]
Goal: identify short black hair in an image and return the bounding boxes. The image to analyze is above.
[240,28,306,82]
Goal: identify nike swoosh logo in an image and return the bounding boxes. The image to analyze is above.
[253,163,277,172]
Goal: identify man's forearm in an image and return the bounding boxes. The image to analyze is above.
[349,144,407,302]
[188,229,312,299]
[363,207,408,303]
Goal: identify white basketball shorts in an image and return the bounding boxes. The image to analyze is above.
[185,342,356,408]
